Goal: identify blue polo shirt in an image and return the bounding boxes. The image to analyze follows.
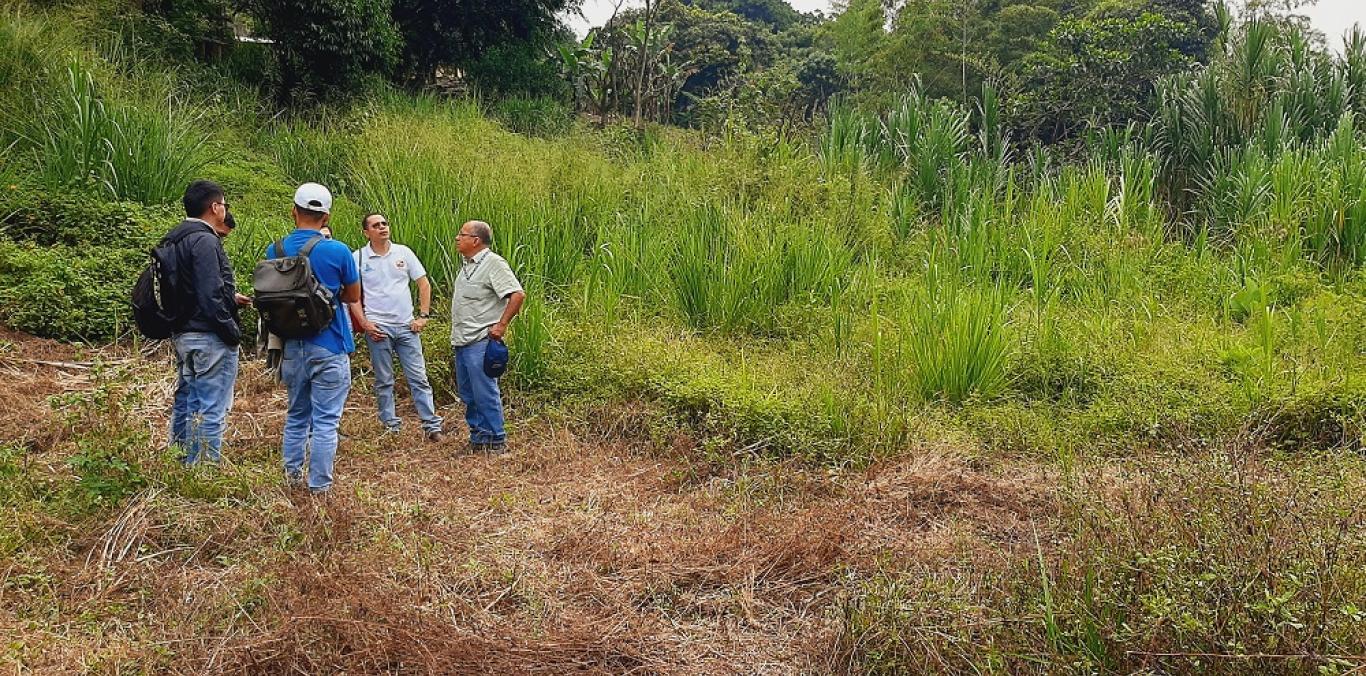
[265,229,359,355]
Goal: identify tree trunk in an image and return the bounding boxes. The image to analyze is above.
[633,0,656,130]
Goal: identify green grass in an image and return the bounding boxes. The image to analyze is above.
[4,3,1365,466]
[901,273,1011,404]
[6,61,209,205]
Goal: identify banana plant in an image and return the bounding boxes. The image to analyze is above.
[559,30,616,126]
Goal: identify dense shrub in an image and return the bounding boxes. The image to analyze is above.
[244,0,401,104]
[0,191,167,248]
[489,96,574,137]
[467,42,572,102]
[0,241,144,342]
[0,187,174,341]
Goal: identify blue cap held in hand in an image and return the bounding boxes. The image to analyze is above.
[484,338,509,378]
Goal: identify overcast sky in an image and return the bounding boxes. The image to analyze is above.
[1301,0,1366,46]
[566,0,1366,48]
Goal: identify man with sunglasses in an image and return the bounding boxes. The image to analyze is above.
[347,213,444,441]
[167,179,251,465]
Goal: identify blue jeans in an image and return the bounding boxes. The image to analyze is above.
[281,340,351,492]
[367,323,442,433]
[170,332,238,464]
[453,339,505,444]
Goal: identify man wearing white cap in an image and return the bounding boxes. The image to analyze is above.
[264,183,360,494]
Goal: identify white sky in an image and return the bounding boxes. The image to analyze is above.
[1301,0,1366,47]
[566,0,1366,46]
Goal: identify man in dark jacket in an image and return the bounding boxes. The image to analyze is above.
[168,180,250,465]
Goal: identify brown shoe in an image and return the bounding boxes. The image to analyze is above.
[426,431,447,443]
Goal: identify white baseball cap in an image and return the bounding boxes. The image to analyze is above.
[293,182,332,214]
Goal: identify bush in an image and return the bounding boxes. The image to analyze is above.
[131,0,234,64]
[0,241,145,341]
[466,41,571,102]
[0,189,175,341]
[0,190,168,248]
[245,0,401,104]
[489,96,574,137]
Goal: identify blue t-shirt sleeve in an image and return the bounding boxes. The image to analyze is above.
[322,240,358,285]
[339,246,359,285]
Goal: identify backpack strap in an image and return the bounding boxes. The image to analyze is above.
[297,234,338,308]
[158,224,215,288]
[272,238,285,260]
[160,222,210,248]
[299,235,325,257]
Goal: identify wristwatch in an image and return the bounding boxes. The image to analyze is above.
[418,312,431,319]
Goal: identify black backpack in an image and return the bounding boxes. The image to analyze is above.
[131,229,195,339]
[253,237,335,339]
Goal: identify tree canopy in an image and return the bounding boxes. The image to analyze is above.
[166,0,1239,148]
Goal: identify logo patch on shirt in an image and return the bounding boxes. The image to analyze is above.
[395,259,407,270]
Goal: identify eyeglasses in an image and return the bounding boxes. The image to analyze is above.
[456,233,475,239]
[216,200,230,209]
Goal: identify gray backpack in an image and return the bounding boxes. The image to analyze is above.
[253,237,334,339]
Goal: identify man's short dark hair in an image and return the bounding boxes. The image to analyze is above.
[295,205,327,222]
[362,213,384,229]
[183,180,224,218]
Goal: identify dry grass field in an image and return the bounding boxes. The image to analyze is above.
[5,326,1364,674]
[0,328,1060,673]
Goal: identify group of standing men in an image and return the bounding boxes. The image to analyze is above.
[164,179,525,494]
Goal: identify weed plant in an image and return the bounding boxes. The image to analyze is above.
[841,433,1366,673]
[488,96,574,137]
[4,61,209,204]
